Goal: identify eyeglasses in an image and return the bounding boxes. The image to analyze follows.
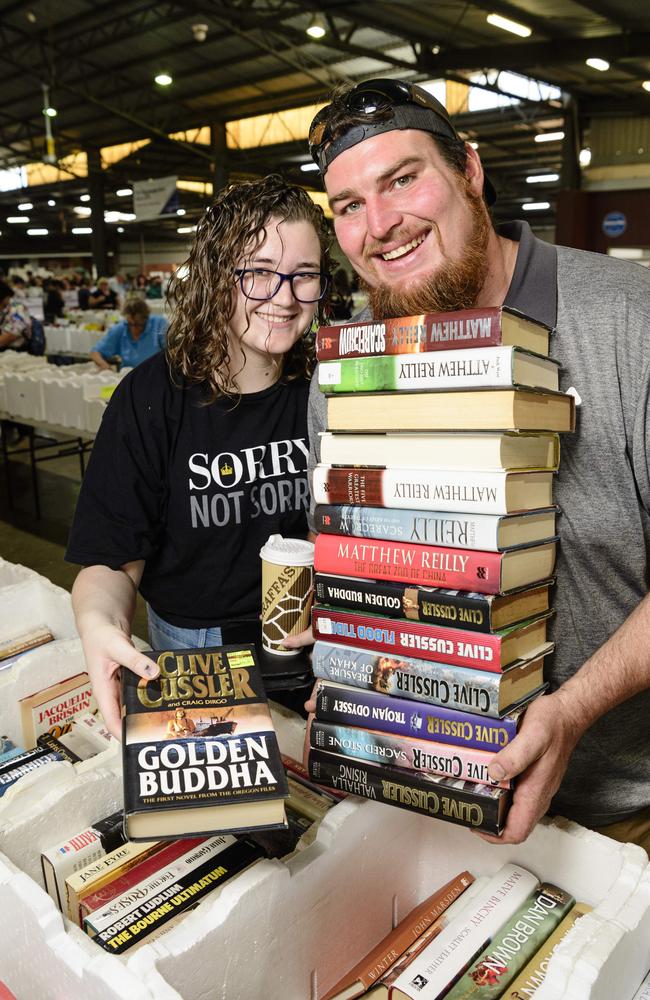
[234,268,329,303]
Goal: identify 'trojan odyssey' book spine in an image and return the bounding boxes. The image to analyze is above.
[312,606,510,672]
[314,681,520,751]
[309,720,509,788]
[307,749,511,834]
[315,309,522,361]
[314,573,503,633]
[315,533,505,594]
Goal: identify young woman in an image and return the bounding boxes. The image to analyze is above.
[67,175,331,737]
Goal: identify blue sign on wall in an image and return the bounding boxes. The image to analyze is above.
[602,211,627,238]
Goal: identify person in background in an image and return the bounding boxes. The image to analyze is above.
[66,174,331,737]
[89,298,167,370]
[328,267,354,321]
[44,279,65,323]
[10,275,28,299]
[109,273,127,306]
[145,275,163,299]
[88,277,119,310]
[77,277,92,310]
[0,279,32,350]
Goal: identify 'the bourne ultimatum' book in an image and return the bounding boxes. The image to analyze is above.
[122,644,289,841]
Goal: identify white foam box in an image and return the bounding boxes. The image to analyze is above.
[0,557,43,590]
[0,698,648,1000]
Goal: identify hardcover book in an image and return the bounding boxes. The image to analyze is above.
[315,307,551,360]
[325,387,575,434]
[322,872,475,1000]
[314,680,525,751]
[0,626,54,666]
[504,901,591,999]
[308,719,510,788]
[41,811,126,912]
[313,574,553,633]
[311,641,547,718]
[314,504,558,552]
[121,643,289,840]
[307,749,511,834]
[318,431,560,472]
[314,534,557,595]
[65,838,163,924]
[19,671,96,747]
[0,747,65,797]
[318,346,559,393]
[312,606,552,672]
[313,466,554,515]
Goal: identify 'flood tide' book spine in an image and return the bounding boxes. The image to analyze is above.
[308,749,511,834]
[314,680,521,751]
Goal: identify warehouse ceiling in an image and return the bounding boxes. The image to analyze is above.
[1,0,650,246]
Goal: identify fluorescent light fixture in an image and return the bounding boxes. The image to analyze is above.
[586,58,609,72]
[74,206,92,216]
[116,187,133,196]
[7,216,29,223]
[486,13,531,37]
[579,147,592,166]
[300,162,320,172]
[177,225,197,234]
[643,81,650,92]
[523,201,551,211]
[72,227,92,234]
[306,13,327,39]
[526,172,560,183]
[119,212,136,221]
[43,106,57,117]
[18,202,33,211]
[176,208,186,216]
[80,193,91,202]
[47,199,56,207]
[27,228,48,236]
[155,72,173,86]
[609,247,644,260]
[535,131,565,143]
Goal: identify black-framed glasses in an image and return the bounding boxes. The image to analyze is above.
[234,268,329,303]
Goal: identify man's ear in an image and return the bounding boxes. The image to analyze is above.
[465,143,485,198]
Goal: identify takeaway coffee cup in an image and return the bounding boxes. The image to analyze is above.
[260,534,315,656]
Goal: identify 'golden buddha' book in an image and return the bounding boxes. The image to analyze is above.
[122,644,289,840]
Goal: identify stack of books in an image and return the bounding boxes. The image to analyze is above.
[305,307,575,835]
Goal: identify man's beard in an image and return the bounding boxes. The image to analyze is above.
[362,192,491,320]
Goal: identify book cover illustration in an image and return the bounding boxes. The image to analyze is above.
[122,644,289,838]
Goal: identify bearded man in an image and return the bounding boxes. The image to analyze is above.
[292,78,650,849]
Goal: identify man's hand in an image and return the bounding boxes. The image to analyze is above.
[476,689,582,845]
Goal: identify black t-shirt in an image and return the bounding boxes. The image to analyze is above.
[66,353,310,627]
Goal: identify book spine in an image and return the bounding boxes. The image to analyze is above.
[66,839,164,923]
[444,883,576,999]
[314,504,503,551]
[314,573,497,633]
[313,467,515,515]
[318,346,516,393]
[312,641,504,717]
[315,534,503,595]
[286,774,334,822]
[0,750,62,796]
[280,753,346,801]
[315,310,502,360]
[89,838,262,955]
[307,749,511,835]
[504,902,591,1000]
[41,821,121,912]
[314,681,519,751]
[37,731,83,764]
[312,607,504,672]
[309,720,509,788]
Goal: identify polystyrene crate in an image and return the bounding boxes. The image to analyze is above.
[0,577,75,648]
[0,558,43,590]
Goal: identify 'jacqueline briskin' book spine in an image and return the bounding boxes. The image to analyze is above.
[314,681,521,751]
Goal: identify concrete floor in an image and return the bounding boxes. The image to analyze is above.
[0,426,149,639]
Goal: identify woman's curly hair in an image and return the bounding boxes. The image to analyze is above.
[166,174,332,400]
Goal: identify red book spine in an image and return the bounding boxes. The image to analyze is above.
[315,308,502,360]
[313,533,503,595]
[312,607,504,672]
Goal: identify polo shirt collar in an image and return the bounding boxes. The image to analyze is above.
[498,220,558,329]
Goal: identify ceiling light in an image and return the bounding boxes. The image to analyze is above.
[47,199,56,207]
[74,206,92,216]
[523,201,551,211]
[116,187,133,197]
[586,58,610,72]
[117,226,125,233]
[80,194,91,202]
[27,228,48,236]
[643,81,650,92]
[119,212,136,221]
[300,162,320,172]
[72,227,92,234]
[306,13,327,39]
[43,106,57,117]
[486,13,531,37]
[535,131,565,143]
[7,216,30,223]
[155,72,173,86]
[469,141,479,150]
[176,208,186,216]
[526,173,560,183]
[579,147,592,166]
[177,225,197,234]
[18,202,33,211]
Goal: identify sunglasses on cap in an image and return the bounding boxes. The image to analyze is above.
[309,77,496,205]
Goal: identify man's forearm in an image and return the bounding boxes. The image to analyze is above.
[72,563,142,638]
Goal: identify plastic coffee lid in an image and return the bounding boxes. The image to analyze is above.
[259,534,315,567]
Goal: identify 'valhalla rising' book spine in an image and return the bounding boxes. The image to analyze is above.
[315,308,532,361]
[314,681,521,751]
[309,720,510,788]
[307,749,511,835]
[312,606,514,672]
[314,533,505,594]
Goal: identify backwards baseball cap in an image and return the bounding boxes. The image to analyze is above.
[309,78,497,206]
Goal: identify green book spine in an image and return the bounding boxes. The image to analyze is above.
[444,882,575,999]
